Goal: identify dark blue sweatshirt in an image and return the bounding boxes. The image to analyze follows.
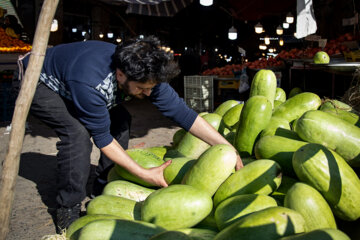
[23,41,197,148]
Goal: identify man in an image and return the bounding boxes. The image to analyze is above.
[19,36,242,232]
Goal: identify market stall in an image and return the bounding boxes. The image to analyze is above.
[0,23,32,122]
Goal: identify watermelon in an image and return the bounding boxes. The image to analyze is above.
[234,95,272,157]
[249,69,277,108]
[183,144,237,196]
[102,180,155,202]
[213,159,282,207]
[78,219,165,240]
[141,185,213,230]
[86,195,141,220]
[214,194,278,230]
[284,182,337,230]
[214,207,306,240]
[278,228,350,240]
[114,149,164,187]
[293,143,360,221]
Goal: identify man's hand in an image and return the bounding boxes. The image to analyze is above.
[141,160,172,188]
[235,154,244,171]
[102,139,172,188]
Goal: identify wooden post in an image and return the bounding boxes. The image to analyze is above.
[0,0,59,239]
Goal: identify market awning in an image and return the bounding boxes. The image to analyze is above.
[0,0,23,26]
[100,0,194,17]
[228,0,296,21]
[126,0,193,17]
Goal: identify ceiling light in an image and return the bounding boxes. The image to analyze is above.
[200,0,213,6]
[72,28,77,33]
[228,26,237,40]
[264,35,270,45]
[269,48,274,53]
[279,38,284,46]
[81,31,87,36]
[255,22,263,34]
[99,32,104,38]
[50,19,58,32]
[116,37,122,43]
[259,44,267,50]
[283,22,289,29]
[276,25,283,35]
[286,12,294,24]
[107,32,114,38]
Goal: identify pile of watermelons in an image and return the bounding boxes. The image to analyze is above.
[66,69,360,240]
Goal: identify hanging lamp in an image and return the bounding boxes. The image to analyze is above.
[228,26,237,40]
[255,22,263,34]
[286,12,294,23]
[264,35,270,45]
[283,22,289,29]
[200,0,213,6]
[50,19,58,32]
[279,38,284,46]
[276,25,283,35]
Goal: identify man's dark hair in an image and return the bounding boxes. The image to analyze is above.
[112,36,180,83]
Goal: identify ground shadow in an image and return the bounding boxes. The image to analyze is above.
[18,152,97,227]
[123,98,181,139]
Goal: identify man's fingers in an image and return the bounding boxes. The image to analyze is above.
[161,160,172,169]
[161,181,168,188]
[235,156,244,171]
[235,162,244,171]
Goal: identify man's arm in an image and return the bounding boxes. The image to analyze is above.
[188,115,244,170]
[101,139,171,187]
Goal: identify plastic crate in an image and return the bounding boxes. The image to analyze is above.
[184,75,214,112]
[344,50,360,62]
[218,80,240,89]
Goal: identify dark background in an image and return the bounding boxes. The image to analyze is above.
[10,0,360,60]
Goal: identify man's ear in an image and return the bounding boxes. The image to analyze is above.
[116,69,127,84]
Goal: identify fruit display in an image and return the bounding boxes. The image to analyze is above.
[278,33,355,59]
[246,56,284,70]
[201,32,356,77]
[201,57,284,76]
[277,33,355,60]
[65,68,359,240]
[0,27,31,53]
[202,64,243,76]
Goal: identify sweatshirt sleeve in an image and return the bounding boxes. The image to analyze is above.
[149,83,198,131]
[67,80,113,148]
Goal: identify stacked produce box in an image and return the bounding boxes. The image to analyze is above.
[58,66,360,240]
